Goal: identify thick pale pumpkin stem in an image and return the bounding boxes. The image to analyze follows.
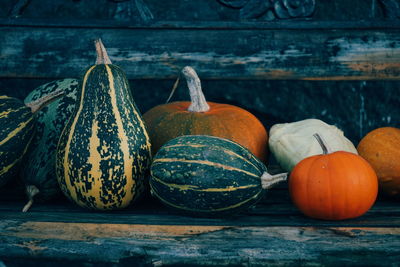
[313,133,330,155]
[182,66,210,112]
[261,172,288,190]
[25,89,65,114]
[95,39,112,65]
[22,185,40,212]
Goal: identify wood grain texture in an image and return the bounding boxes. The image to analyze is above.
[1,189,399,265]
[0,20,400,80]
[0,217,400,265]
[0,194,399,227]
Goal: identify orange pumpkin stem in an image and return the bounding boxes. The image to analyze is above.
[95,39,112,65]
[261,172,288,190]
[25,89,65,114]
[181,66,210,113]
[313,133,330,155]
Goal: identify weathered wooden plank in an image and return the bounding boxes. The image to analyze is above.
[1,198,400,227]
[2,210,400,228]
[0,220,399,266]
[0,21,400,80]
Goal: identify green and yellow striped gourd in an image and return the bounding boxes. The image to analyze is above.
[0,91,64,187]
[150,135,287,216]
[56,39,151,210]
[21,79,79,212]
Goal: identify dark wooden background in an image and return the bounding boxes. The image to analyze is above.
[1,0,399,147]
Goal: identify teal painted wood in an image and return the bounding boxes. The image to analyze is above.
[1,197,400,266]
[1,22,400,81]
[150,135,268,215]
[56,63,152,210]
[0,96,35,187]
[21,79,79,201]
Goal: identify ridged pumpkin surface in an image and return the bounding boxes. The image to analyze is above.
[357,127,400,197]
[150,135,267,215]
[0,96,35,186]
[144,101,268,161]
[290,151,378,220]
[56,64,151,210]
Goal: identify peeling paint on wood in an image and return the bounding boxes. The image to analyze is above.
[3,221,230,241]
[0,195,399,265]
[0,23,399,80]
[330,38,400,78]
[1,219,400,265]
[14,240,47,253]
[2,220,400,243]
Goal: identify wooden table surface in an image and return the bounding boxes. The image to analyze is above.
[1,186,399,266]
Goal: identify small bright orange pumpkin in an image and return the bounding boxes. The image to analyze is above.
[143,66,268,162]
[357,127,400,197]
[289,134,378,220]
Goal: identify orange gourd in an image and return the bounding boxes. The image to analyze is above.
[143,66,268,162]
[357,127,400,197]
[289,134,378,220]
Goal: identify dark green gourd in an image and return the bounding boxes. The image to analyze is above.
[0,91,64,188]
[56,39,152,210]
[150,135,287,216]
[21,79,79,212]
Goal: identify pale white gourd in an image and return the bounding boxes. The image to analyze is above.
[269,119,357,172]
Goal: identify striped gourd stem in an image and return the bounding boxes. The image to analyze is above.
[22,185,40,212]
[261,172,288,190]
[95,39,112,65]
[25,89,65,114]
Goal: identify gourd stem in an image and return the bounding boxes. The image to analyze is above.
[182,66,210,112]
[313,133,330,155]
[261,172,288,190]
[25,89,65,114]
[22,185,40,212]
[95,39,112,65]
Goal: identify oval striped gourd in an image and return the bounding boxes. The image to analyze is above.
[150,135,287,215]
[21,79,79,212]
[56,39,152,210]
[0,96,35,187]
[0,91,64,187]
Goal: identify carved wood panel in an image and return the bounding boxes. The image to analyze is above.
[218,0,315,20]
[5,0,400,21]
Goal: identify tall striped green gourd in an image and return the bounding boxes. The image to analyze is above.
[21,79,79,212]
[56,39,151,210]
[0,91,64,187]
[150,135,287,215]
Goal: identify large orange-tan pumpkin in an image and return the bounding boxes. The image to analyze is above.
[357,127,400,197]
[143,66,268,162]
